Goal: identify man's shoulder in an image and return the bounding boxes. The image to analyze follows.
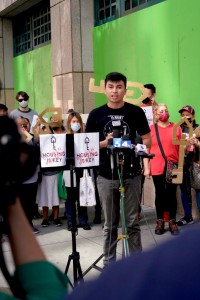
[29,109,38,115]
[124,102,145,113]
[88,104,107,117]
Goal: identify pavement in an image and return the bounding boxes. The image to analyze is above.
[0,203,197,295]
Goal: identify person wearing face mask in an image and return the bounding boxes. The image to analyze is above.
[37,117,64,228]
[10,91,38,125]
[141,83,157,107]
[177,105,200,226]
[63,111,91,230]
[138,84,157,220]
[144,104,182,235]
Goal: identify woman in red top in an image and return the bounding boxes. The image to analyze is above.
[145,104,182,235]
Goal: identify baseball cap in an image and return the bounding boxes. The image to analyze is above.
[178,105,195,115]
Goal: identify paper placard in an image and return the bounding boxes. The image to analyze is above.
[40,133,66,168]
[74,132,99,168]
[30,115,48,134]
[141,106,153,126]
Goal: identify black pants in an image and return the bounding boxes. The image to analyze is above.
[65,187,88,226]
[152,175,177,220]
[19,183,38,226]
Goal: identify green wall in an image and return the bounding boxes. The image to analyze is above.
[93,0,200,122]
[13,44,52,114]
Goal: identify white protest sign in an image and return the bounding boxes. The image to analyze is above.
[30,115,48,134]
[141,106,154,126]
[74,132,99,168]
[40,133,66,168]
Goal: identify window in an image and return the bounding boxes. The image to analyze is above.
[124,0,164,14]
[94,0,118,26]
[13,0,51,56]
[95,0,166,26]
[33,5,51,47]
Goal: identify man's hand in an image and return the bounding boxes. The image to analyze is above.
[100,132,113,149]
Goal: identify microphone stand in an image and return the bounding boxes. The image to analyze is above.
[117,151,129,258]
[64,159,83,288]
[81,147,154,276]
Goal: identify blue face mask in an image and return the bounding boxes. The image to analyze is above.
[71,123,81,132]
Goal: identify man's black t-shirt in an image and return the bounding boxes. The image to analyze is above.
[86,102,150,179]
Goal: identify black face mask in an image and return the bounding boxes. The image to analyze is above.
[182,117,193,126]
[142,97,150,104]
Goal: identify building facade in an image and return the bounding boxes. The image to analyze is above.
[0,0,94,114]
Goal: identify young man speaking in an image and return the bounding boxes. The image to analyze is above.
[86,72,151,266]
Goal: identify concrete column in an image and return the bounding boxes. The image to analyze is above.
[0,17,14,110]
[50,0,94,114]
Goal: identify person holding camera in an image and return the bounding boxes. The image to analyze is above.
[0,116,68,299]
[86,72,151,266]
[177,105,200,226]
[0,197,68,299]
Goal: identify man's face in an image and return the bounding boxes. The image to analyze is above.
[105,80,127,105]
[181,110,193,119]
[180,110,194,125]
[17,95,29,108]
[0,109,8,116]
[16,118,29,132]
[144,88,155,103]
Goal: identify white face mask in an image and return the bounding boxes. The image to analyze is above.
[71,123,81,132]
[19,100,28,108]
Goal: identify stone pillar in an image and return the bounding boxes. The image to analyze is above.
[50,0,94,114]
[0,17,14,110]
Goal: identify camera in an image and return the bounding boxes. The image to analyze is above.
[0,117,39,210]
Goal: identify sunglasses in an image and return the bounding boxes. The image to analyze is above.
[18,98,27,102]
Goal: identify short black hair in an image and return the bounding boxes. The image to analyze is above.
[16,91,29,101]
[105,72,127,88]
[0,104,8,111]
[144,84,156,94]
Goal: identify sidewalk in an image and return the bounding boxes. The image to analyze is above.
[0,204,195,293]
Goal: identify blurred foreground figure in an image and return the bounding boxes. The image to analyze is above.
[67,227,200,300]
[0,116,68,299]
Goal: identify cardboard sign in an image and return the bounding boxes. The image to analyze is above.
[74,132,99,168]
[40,133,66,168]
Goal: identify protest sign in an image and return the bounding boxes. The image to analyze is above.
[40,133,66,168]
[74,132,99,168]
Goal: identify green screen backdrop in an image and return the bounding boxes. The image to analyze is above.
[93,0,200,122]
[13,44,53,114]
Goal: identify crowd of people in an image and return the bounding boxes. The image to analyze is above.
[1,72,200,298]
[6,91,102,235]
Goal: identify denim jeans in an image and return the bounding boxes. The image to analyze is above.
[97,175,142,266]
